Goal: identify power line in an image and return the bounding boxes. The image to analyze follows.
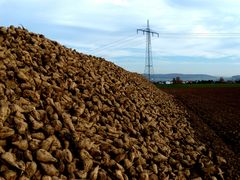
[83,28,240,66]
[88,34,140,53]
[94,42,146,58]
[87,31,240,55]
[93,37,143,54]
[154,32,240,39]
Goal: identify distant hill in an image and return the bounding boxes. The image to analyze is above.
[147,73,218,81]
[232,75,240,81]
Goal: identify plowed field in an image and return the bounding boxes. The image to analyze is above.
[160,87,240,178]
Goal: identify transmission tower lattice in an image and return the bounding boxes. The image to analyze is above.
[137,20,159,81]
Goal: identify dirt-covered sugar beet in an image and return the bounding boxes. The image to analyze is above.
[0,26,226,179]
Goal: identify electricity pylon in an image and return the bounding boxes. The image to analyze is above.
[137,20,159,81]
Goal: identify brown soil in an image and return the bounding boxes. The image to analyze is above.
[160,87,240,179]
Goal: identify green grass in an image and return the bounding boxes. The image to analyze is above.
[155,83,240,89]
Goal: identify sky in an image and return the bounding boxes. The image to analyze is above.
[0,0,240,76]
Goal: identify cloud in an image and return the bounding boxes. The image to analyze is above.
[0,0,6,4]
[164,0,216,8]
[95,0,129,6]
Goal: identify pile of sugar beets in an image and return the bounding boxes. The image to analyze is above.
[0,26,226,180]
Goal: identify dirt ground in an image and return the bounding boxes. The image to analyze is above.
[160,87,240,179]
